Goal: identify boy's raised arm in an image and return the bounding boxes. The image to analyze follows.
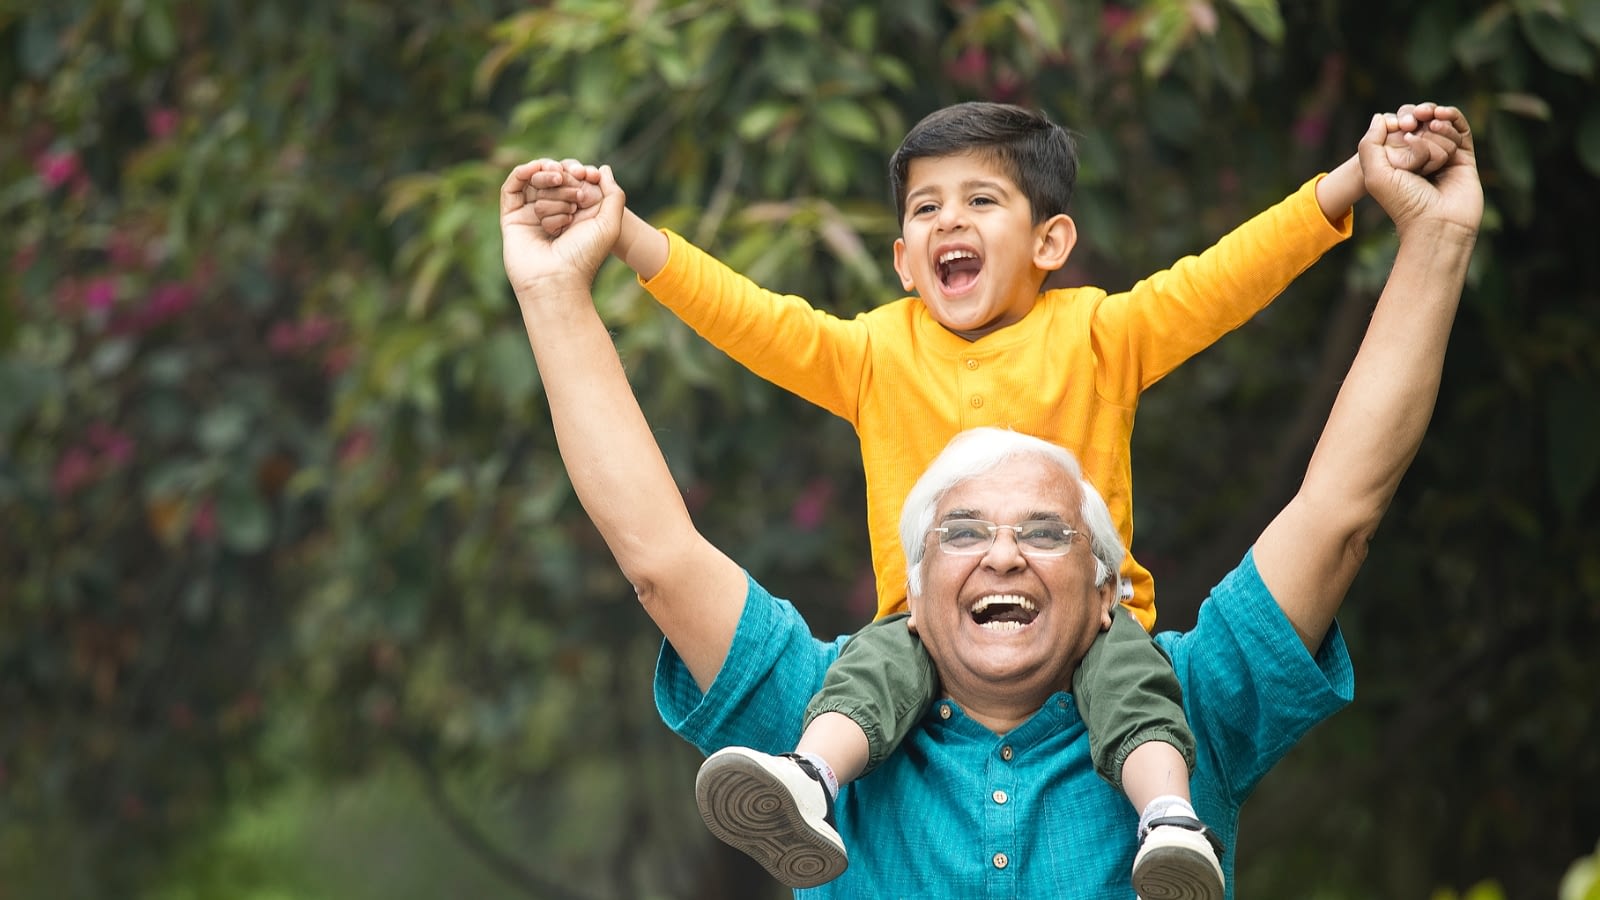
[502,160,747,691]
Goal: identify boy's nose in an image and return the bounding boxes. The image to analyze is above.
[936,205,966,231]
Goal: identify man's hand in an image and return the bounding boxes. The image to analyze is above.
[1360,107,1483,237]
[1381,102,1468,178]
[500,159,623,296]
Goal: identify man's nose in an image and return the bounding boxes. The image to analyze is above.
[981,528,1027,571]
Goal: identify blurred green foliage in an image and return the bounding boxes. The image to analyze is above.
[2,1,1597,898]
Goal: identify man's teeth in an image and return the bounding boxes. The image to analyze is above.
[970,594,1036,629]
[970,594,1035,614]
[938,249,978,265]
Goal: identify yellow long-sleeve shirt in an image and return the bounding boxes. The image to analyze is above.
[639,175,1351,629]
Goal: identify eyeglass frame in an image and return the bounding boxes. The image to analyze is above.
[927,517,1082,557]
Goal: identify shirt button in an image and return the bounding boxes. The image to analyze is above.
[1000,745,1013,761]
[970,395,983,408]
[965,358,979,370]
[992,790,1008,804]
[939,704,952,720]
[992,852,1009,869]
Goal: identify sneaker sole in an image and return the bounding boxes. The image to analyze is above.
[695,751,848,888]
[1132,830,1224,900]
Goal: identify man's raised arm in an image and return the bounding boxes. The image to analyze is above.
[1254,109,1483,652]
[501,161,748,690]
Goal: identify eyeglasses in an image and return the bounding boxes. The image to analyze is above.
[929,518,1080,557]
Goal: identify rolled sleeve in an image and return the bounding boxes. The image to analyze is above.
[1159,548,1356,802]
[654,572,846,757]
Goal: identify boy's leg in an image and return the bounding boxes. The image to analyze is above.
[803,612,938,778]
[1073,606,1224,900]
[694,613,937,889]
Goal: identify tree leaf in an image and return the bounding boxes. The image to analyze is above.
[817,98,879,144]
[1519,10,1595,76]
[219,483,273,554]
[1454,5,1515,68]
[1223,0,1285,43]
[1545,376,1600,520]
[1576,102,1600,179]
[1406,3,1457,84]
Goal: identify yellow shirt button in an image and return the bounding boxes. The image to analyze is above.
[970,395,983,408]
[966,358,979,370]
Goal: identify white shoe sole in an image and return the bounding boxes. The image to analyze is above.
[1132,825,1224,900]
[695,748,848,888]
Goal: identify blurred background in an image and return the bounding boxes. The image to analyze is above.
[3,1,1598,898]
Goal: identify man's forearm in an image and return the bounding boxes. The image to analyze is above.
[515,282,745,689]
[1305,221,1475,516]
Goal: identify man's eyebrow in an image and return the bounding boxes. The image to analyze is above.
[939,508,1067,521]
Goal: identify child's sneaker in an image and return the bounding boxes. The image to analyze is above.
[694,747,848,888]
[1131,815,1225,900]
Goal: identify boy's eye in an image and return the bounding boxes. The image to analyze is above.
[970,196,995,206]
[913,203,938,216]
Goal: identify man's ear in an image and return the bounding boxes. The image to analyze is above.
[1033,213,1078,273]
[905,592,920,635]
[892,237,916,291]
[1097,579,1117,632]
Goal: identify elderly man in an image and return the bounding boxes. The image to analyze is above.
[499,108,1481,898]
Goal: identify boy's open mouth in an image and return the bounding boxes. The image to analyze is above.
[970,594,1037,630]
[938,249,983,292]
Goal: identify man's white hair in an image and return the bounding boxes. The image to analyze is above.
[899,427,1124,597]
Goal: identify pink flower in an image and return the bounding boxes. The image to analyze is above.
[947,46,989,84]
[191,498,218,541]
[146,107,180,140]
[267,321,300,354]
[338,429,374,467]
[36,149,82,189]
[108,234,147,269]
[790,478,834,531]
[52,447,97,496]
[84,278,118,312]
[87,422,135,467]
[1292,113,1329,148]
[322,343,355,377]
[117,281,197,333]
[1100,4,1134,35]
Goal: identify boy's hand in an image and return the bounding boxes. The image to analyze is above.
[1382,103,1467,178]
[527,158,606,238]
[501,159,624,296]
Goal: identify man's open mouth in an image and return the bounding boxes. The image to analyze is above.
[970,594,1037,630]
[938,249,983,291]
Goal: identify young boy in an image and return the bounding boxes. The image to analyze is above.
[520,101,1463,897]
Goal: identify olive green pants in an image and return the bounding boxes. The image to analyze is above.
[803,605,1194,786]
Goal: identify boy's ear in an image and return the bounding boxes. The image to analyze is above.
[1033,213,1078,272]
[892,237,916,291]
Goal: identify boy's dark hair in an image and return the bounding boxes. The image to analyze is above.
[888,101,1078,225]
